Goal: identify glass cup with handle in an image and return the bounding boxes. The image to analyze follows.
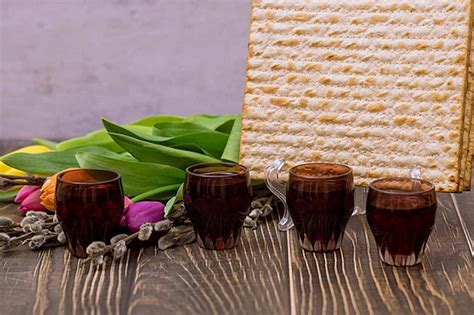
[266,158,359,252]
[366,177,437,266]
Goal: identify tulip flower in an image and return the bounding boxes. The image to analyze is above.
[124,196,134,209]
[40,168,78,211]
[14,185,48,214]
[120,201,165,233]
[14,186,40,203]
[0,145,50,176]
[40,174,57,211]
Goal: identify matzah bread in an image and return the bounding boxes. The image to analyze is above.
[461,1,474,191]
[461,81,473,190]
[467,70,474,189]
[461,83,472,190]
[463,1,474,191]
[469,73,474,188]
[461,49,473,191]
[240,0,472,192]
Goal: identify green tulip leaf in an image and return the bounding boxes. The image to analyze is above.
[103,118,228,158]
[1,146,118,176]
[32,138,58,150]
[185,114,238,132]
[129,115,184,127]
[158,133,229,158]
[131,184,182,202]
[57,114,237,152]
[132,114,236,130]
[221,113,241,162]
[76,152,184,197]
[164,183,184,216]
[152,121,212,137]
[108,133,221,168]
[56,129,123,152]
[56,125,152,152]
[102,118,169,142]
[164,197,176,216]
[169,143,213,157]
[215,118,237,134]
[153,114,237,135]
[0,188,20,202]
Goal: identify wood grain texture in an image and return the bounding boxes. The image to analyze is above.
[288,192,474,315]
[126,212,289,315]
[0,201,140,315]
[455,166,474,256]
[0,202,288,315]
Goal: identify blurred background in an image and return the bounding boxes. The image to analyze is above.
[0,0,251,140]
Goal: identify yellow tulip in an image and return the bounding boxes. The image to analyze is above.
[0,145,50,176]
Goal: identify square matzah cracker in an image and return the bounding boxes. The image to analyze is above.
[461,2,474,191]
[467,77,474,189]
[461,79,473,191]
[461,49,473,190]
[461,78,472,191]
[240,0,472,192]
[463,2,474,191]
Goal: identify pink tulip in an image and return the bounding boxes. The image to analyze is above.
[17,188,47,214]
[120,201,165,233]
[15,185,40,203]
[124,196,134,209]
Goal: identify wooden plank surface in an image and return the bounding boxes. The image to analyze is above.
[0,140,473,315]
[0,202,288,315]
[126,213,289,315]
[287,193,474,314]
[0,140,290,315]
[456,168,474,256]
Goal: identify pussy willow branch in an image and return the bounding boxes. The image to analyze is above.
[81,232,139,264]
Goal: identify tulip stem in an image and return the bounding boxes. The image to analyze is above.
[131,184,182,203]
[0,174,48,180]
[0,174,47,188]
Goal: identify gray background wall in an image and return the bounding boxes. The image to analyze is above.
[0,0,251,140]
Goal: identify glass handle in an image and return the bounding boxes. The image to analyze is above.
[410,166,422,179]
[353,186,367,216]
[410,166,423,191]
[264,157,294,231]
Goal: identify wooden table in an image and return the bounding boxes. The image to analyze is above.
[0,141,472,315]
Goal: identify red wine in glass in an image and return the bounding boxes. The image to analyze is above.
[366,178,437,266]
[286,163,355,252]
[55,169,124,258]
[184,163,252,250]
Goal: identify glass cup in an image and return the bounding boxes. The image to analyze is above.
[184,163,252,250]
[55,169,124,258]
[366,177,437,266]
[286,163,355,252]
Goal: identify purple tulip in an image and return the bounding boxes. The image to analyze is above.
[16,187,47,214]
[120,201,165,233]
[15,185,40,203]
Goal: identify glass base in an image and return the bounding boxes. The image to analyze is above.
[64,240,87,258]
[378,247,424,266]
[299,233,343,252]
[196,231,241,250]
